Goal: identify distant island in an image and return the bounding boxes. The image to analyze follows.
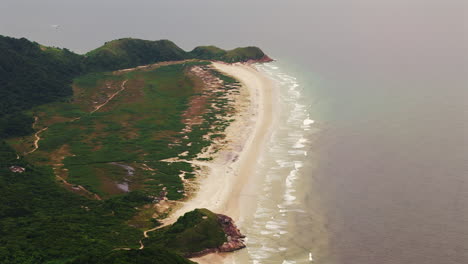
[0,35,273,263]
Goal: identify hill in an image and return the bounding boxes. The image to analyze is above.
[190,45,271,62]
[74,208,244,263]
[84,38,188,72]
[0,36,83,137]
[0,35,271,139]
[84,38,272,71]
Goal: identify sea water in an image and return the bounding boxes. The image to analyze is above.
[233,62,332,264]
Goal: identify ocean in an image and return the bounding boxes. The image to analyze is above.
[232,62,331,263]
[232,49,467,264]
[1,1,466,263]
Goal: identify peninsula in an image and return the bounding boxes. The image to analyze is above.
[0,35,273,263]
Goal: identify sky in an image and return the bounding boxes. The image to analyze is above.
[0,0,465,90]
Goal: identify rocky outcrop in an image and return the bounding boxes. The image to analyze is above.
[217,214,246,252]
[186,214,246,258]
[256,55,274,63]
[245,55,274,64]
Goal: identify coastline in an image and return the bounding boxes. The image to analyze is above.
[161,62,275,263]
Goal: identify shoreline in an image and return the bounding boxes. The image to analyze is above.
[161,62,275,263]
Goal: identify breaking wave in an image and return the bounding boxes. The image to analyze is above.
[243,62,318,263]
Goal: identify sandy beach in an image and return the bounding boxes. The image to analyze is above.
[161,62,275,263]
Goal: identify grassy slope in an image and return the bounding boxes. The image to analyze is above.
[20,63,199,200]
[8,60,241,228]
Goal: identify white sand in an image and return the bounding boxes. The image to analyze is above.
[161,62,275,264]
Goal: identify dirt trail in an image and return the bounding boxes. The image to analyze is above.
[138,226,163,250]
[25,116,48,155]
[91,80,128,113]
[112,224,163,251]
[56,175,102,200]
[24,81,128,194]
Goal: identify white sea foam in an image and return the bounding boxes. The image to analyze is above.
[265,222,283,230]
[288,149,307,155]
[245,62,316,263]
[293,137,308,148]
[303,118,315,126]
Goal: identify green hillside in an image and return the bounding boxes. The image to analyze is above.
[0,36,83,138]
[0,35,270,139]
[145,209,227,255]
[84,38,188,72]
[71,209,225,263]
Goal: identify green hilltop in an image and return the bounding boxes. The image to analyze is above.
[84,38,188,72]
[84,38,270,71]
[189,45,268,62]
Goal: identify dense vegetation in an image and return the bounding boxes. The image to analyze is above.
[145,209,227,256]
[70,209,225,263]
[0,141,225,263]
[190,45,268,62]
[0,36,83,138]
[0,141,146,263]
[71,247,195,264]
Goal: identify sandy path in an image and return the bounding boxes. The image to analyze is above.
[56,175,102,200]
[25,116,48,155]
[24,79,127,156]
[91,80,128,113]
